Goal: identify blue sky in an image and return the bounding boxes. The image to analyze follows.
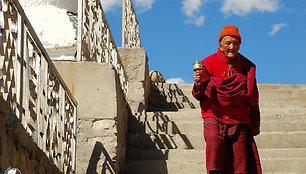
[102,0,306,84]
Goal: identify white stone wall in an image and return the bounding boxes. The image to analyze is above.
[19,0,77,50]
[20,0,77,12]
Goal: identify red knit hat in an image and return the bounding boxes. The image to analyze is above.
[218,25,241,43]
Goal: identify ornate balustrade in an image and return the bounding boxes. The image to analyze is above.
[122,0,142,48]
[77,0,128,96]
[0,0,77,173]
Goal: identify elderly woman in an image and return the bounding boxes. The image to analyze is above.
[192,25,262,174]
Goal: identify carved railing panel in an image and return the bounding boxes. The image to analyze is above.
[0,0,77,173]
[78,0,128,96]
[122,0,141,48]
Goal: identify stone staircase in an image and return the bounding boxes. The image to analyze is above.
[126,83,306,174]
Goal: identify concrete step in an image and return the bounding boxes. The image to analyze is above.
[255,131,306,149]
[259,98,306,108]
[162,95,198,105]
[127,148,306,161]
[149,95,306,111]
[149,83,306,110]
[126,157,306,174]
[127,133,205,150]
[127,131,306,150]
[148,97,306,110]
[156,83,306,90]
[139,110,202,122]
[261,158,306,174]
[128,120,204,134]
[153,87,306,101]
[259,148,306,159]
[126,149,204,161]
[129,119,306,134]
[158,87,306,97]
[151,83,193,91]
[259,90,306,99]
[147,98,199,111]
[151,95,306,110]
[258,84,306,90]
[260,121,306,132]
[152,83,306,98]
[156,90,306,105]
[132,83,306,174]
[140,109,306,122]
[126,160,205,174]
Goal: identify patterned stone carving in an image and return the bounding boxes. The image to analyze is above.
[122,0,142,48]
[0,0,77,173]
[78,0,128,96]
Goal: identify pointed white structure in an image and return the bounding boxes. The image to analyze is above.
[19,0,78,60]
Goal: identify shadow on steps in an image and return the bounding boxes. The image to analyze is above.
[147,83,196,111]
[126,112,196,173]
[126,83,201,173]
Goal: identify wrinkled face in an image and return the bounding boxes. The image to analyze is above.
[219,36,240,59]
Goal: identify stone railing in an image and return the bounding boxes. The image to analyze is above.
[77,0,128,96]
[122,0,141,48]
[0,0,77,173]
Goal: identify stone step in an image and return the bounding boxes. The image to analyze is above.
[152,83,306,97]
[149,98,306,110]
[260,121,306,132]
[259,90,306,99]
[128,120,204,134]
[259,111,306,122]
[261,158,306,174]
[255,131,306,149]
[126,157,306,174]
[127,133,205,150]
[149,84,306,110]
[153,87,306,100]
[149,88,306,110]
[141,109,306,122]
[129,119,306,134]
[259,98,306,108]
[259,148,306,159]
[258,84,306,90]
[151,92,306,108]
[153,83,306,91]
[148,100,306,111]
[134,84,306,174]
[161,95,198,105]
[140,110,202,122]
[127,131,306,150]
[156,83,306,89]
[151,83,193,90]
[147,98,199,111]
[126,160,205,174]
[127,148,306,161]
[126,149,204,161]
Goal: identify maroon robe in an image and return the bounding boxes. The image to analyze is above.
[192,49,262,173]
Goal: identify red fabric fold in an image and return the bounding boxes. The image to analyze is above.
[205,74,247,107]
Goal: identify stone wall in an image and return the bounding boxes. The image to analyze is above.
[118,48,151,115]
[0,98,62,174]
[54,61,129,174]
